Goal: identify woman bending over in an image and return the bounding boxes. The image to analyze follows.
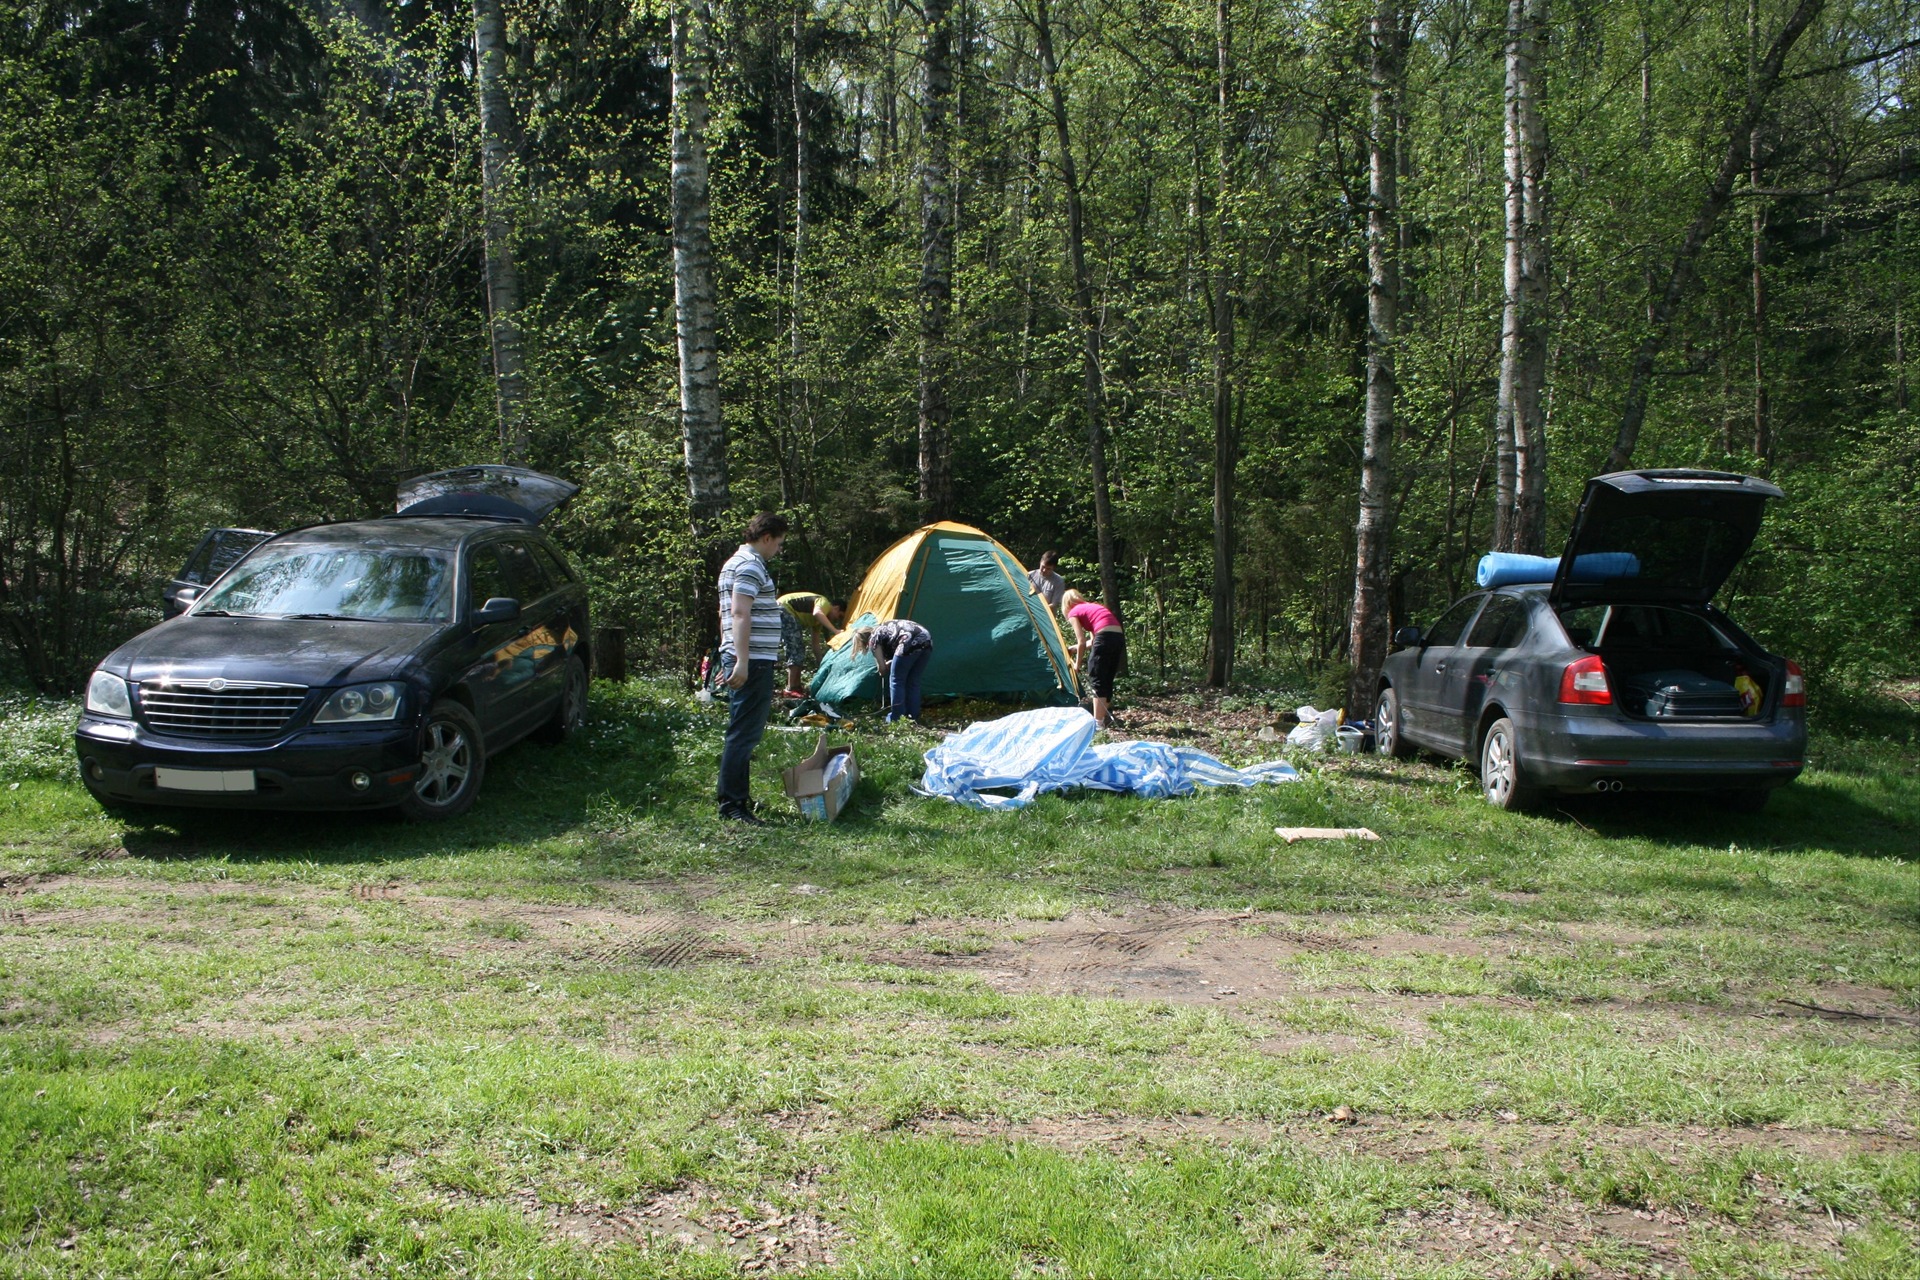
[852,618,934,724]
[1060,589,1126,728]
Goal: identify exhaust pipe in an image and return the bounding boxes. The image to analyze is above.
[1591,778,1625,793]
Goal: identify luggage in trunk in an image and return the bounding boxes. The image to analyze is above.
[1622,669,1746,719]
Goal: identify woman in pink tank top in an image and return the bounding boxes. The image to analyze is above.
[1060,589,1126,728]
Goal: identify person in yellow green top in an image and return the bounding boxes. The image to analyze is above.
[778,591,845,697]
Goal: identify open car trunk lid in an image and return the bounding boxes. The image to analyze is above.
[394,466,578,524]
[1550,470,1783,608]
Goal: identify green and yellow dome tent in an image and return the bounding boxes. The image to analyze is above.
[809,522,1079,708]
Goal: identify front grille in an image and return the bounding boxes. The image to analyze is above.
[138,680,309,738]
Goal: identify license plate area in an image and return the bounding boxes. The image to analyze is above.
[154,767,256,793]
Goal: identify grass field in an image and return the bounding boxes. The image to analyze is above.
[2,681,1916,1278]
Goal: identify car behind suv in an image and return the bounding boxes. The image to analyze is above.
[1375,470,1805,811]
[75,467,591,820]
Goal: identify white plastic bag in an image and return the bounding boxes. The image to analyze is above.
[1285,706,1341,751]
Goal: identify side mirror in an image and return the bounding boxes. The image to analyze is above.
[165,585,202,617]
[472,596,522,627]
[1392,626,1424,649]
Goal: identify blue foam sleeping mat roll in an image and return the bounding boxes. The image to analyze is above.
[1476,551,1640,588]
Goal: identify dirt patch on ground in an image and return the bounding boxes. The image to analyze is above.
[412,1171,842,1273]
[905,1112,1911,1278]
[905,1111,1918,1162]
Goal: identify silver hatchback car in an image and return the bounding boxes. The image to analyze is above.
[1375,470,1806,811]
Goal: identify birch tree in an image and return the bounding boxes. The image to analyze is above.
[918,0,955,518]
[1494,0,1549,552]
[474,0,528,463]
[672,0,730,545]
[1345,0,1403,720]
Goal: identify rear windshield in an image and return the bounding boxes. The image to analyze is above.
[1556,604,1737,654]
[195,546,454,622]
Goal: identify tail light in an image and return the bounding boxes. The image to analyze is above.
[1558,654,1612,705]
[1781,660,1805,708]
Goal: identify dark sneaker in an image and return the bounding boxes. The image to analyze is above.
[719,805,767,827]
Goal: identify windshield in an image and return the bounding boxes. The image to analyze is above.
[194,546,454,622]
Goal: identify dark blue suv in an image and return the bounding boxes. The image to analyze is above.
[75,467,591,821]
[1375,471,1806,812]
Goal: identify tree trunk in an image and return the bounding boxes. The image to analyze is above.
[474,0,528,464]
[1605,0,1824,473]
[1032,0,1121,609]
[1747,0,1771,467]
[917,0,955,519]
[672,0,730,549]
[790,0,810,459]
[1496,0,1551,553]
[1205,0,1235,687]
[1344,0,1403,722]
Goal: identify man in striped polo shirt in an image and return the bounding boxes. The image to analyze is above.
[716,512,789,825]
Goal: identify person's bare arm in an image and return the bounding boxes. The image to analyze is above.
[726,592,754,687]
[812,601,842,637]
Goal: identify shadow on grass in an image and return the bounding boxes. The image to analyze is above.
[107,734,678,868]
[1550,782,1918,863]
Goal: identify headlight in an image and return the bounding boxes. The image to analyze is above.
[314,682,404,725]
[85,671,132,718]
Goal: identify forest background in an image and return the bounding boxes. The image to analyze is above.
[1,0,1916,704]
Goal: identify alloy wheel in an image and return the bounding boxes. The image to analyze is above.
[416,720,473,807]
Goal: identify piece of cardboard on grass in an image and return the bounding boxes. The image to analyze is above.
[783,734,860,822]
[1274,826,1380,844]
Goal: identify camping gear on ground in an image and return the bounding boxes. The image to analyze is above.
[1476,551,1641,589]
[1622,669,1747,719]
[783,734,861,821]
[915,706,1298,810]
[1286,706,1342,751]
[1334,725,1366,754]
[809,523,1078,709]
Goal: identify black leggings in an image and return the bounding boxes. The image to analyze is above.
[1086,629,1126,700]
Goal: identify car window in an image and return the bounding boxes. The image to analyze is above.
[197,548,453,621]
[182,531,267,585]
[182,536,219,585]
[1607,606,1733,652]
[1424,595,1484,648]
[531,542,573,584]
[1558,604,1608,649]
[1467,595,1531,649]
[467,546,514,610]
[497,541,552,602]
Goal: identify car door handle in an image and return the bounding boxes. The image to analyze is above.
[1432,663,1447,674]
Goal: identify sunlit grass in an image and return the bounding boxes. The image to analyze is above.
[1,680,1915,1276]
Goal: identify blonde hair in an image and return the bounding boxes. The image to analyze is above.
[850,625,876,654]
[1060,589,1088,612]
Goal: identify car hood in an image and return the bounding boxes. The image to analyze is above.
[105,616,441,689]
[394,465,577,523]
[1551,470,1783,608]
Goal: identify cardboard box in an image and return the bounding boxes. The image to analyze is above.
[782,734,860,822]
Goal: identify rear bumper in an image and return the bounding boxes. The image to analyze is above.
[74,715,422,810]
[1520,708,1806,791]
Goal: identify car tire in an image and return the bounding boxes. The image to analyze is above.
[1479,717,1540,811]
[399,700,486,822]
[535,655,589,745]
[1720,787,1772,814]
[1375,687,1414,758]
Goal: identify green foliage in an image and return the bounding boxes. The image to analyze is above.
[0,0,1916,692]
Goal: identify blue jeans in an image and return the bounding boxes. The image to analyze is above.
[886,646,931,723]
[717,655,776,811]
